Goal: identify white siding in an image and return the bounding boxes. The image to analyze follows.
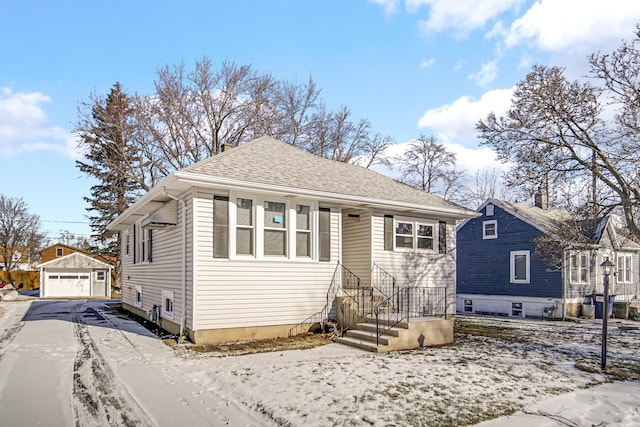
[120,200,186,325]
[370,211,457,311]
[192,190,340,331]
[341,208,371,286]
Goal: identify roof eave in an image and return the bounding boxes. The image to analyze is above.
[174,171,478,220]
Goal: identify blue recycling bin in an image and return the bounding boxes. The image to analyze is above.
[591,293,615,319]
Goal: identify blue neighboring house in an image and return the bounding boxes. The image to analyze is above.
[456,196,640,318]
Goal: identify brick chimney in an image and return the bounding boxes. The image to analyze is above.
[534,188,548,209]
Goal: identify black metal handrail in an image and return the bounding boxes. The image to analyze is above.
[288,262,361,337]
[375,286,447,346]
[371,263,396,300]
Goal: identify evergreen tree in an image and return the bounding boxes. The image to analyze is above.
[75,83,142,257]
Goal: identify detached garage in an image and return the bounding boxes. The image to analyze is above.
[39,252,113,298]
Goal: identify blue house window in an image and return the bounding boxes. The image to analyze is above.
[482,220,497,239]
[510,250,530,284]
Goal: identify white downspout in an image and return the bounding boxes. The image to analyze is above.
[164,189,187,338]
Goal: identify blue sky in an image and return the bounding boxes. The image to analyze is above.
[2,0,640,242]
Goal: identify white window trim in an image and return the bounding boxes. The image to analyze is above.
[393,217,437,252]
[569,252,590,284]
[482,220,498,240]
[227,194,319,261]
[510,250,530,284]
[263,199,289,258]
[234,197,255,257]
[135,285,143,308]
[125,231,130,256]
[485,204,494,216]
[295,204,312,258]
[161,290,174,320]
[617,254,633,284]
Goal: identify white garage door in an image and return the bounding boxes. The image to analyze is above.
[45,273,91,297]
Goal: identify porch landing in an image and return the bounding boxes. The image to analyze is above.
[335,316,453,353]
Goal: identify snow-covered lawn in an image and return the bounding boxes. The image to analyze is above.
[2,299,638,426]
[169,315,640,426]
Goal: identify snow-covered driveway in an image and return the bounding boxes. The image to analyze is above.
[0,299,265,426]
[1,299,639,426]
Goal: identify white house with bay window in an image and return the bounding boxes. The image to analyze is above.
[107,136,476,345]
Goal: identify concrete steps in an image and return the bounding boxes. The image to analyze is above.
[335,318,409,352]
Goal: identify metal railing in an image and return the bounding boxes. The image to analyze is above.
[375,286,447,346]
[371,263,396,300]
[288,262,361,337]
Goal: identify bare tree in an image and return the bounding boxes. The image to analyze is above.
[0,195,46,271]
[396,134,461,196]
[477,49,640,238]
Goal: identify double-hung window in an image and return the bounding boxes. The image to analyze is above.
[395,221,414,249]
[134,224,152,263]
[417,223,434,250]
[394,218,436,251]
[510,250,530,284]
[296,205,311,258]
[617,254,632,283]
[236,198,254,256]
[570,253,589,283]
[264,201,287,256]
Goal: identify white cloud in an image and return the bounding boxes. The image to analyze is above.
[409,0,522,35]
[417,87,514,142]
[369,0,401,16]
[420,58,435,69]
[0,87,80,158]
[504,0,640,53]
[468,61,498,87]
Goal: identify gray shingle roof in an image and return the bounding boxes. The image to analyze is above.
[494,199,571,233]
[180,136,468,212]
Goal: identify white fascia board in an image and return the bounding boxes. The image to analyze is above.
[174,171,479,220]
[107,174,179,231]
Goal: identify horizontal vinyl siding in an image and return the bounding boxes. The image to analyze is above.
[456,204,562,298]
[341,208,371,286]
[371,212,456,289]
[193,191,339,331]
[120,202,184,322]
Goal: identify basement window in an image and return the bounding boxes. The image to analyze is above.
[162,290,174,320]
[135,286,142,307]
[511,302,523,317]
[463,299,473,313]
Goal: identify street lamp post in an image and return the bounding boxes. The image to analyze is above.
[600,257,614,371]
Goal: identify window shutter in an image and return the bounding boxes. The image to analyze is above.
[147,230,153,262]
[213,196,229,258]
[384,215,394,251]
[133,225,137,264]
[319,207,330,261]
[439,221,447,254]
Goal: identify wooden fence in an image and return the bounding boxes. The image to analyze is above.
[0,271,40,290]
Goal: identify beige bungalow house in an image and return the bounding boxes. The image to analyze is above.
[107,136,476,351]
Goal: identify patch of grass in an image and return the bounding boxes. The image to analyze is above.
[185,332,332,356]
[454,320,522,340]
